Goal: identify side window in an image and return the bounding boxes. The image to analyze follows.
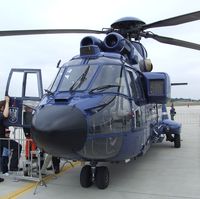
[136,72,146,101]
[115,72,128,96]
[135,109,142,127]
[126,70,138,98]
[126,69,146,102]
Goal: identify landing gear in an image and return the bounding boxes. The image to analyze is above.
[80,163,110,189]
[95,166,109,189]
[174,134,181,148]
[80,165,93,188]
[166,133,181,148]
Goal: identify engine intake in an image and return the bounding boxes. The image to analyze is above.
[80,36,102,49]
[104,32,131,54]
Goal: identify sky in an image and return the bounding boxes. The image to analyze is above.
[0,0,200,100]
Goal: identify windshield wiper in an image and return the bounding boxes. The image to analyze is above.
[89,84,119,94]
[69,65,90,92]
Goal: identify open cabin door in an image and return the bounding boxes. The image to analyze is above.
[5,68,43,128]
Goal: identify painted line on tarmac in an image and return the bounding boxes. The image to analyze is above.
[0,162,80,199]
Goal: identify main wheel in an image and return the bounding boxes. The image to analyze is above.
[80,165,93,188]
[95,166,109,189]
[174,134,181,148]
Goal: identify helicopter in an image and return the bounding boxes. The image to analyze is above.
[2,10,200,189]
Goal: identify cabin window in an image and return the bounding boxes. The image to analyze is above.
[135,109,142,127]
[126,70,138,98]
[126,69,146,104]
[117,73,129,96]
[135,73,146,101]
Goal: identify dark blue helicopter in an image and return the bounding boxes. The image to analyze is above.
[3,11,200,189]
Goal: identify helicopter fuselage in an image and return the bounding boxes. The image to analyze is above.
[4,28,182,189]
[32,47,166,163]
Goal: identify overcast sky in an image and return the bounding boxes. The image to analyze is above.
[0,0,200,100]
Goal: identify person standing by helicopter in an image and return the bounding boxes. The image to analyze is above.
[0,96,10,182]
[170,103,176,120]
[0,96,22,173]
[46,156,60,174]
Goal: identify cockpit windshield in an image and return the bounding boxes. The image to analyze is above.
[50,63,127,94]
[52,65,98,92]
[90,64,128,94]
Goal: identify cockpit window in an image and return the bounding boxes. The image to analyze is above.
[57,65,98,92]
[50,67,65,92]
[50,64,129,94]
[90,64,128,95]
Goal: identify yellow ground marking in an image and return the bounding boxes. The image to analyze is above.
[0,162,80,199]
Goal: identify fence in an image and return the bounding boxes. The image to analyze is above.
[0,138,42,178]
[0,127,56,194]
[174,113,200,125]
[167,106,200,126]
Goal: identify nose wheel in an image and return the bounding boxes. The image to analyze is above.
[80,164,110,189]
[95,166,109,189]
[80,165,93,187]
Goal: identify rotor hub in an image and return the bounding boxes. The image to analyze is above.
[111,17,145,30]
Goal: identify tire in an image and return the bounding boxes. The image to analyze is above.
[174,134,181,148]
[95,166,109,189]
[80,165,93,188]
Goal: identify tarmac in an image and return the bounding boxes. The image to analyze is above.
[0,105,200,199]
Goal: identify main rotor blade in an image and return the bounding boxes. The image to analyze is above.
[142,32,200,51]
[143,10,200,30]
[0,29,105,37]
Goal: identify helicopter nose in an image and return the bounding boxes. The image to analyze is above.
[31,105,87,154]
